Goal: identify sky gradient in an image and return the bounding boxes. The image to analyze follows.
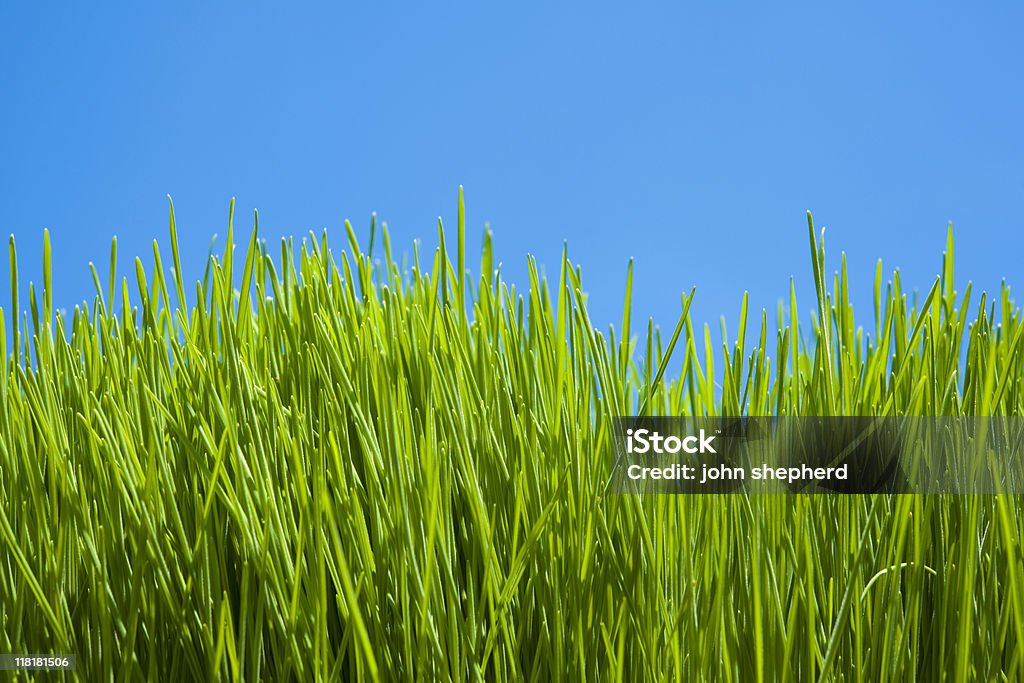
[2,3,1022,348]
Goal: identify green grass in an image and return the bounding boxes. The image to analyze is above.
[1,190,1023,681]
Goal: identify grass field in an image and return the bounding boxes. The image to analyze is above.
[1,191,1023,680]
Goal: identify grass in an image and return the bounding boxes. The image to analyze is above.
[1,189,1023,680]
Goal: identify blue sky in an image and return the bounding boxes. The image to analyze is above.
[2,3,1022,348]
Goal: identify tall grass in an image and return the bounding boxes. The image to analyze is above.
[1,191,1022,680]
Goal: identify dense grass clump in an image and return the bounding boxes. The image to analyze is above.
[1,191,1023,681]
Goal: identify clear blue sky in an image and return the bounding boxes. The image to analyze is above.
[2,3,1022,347]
